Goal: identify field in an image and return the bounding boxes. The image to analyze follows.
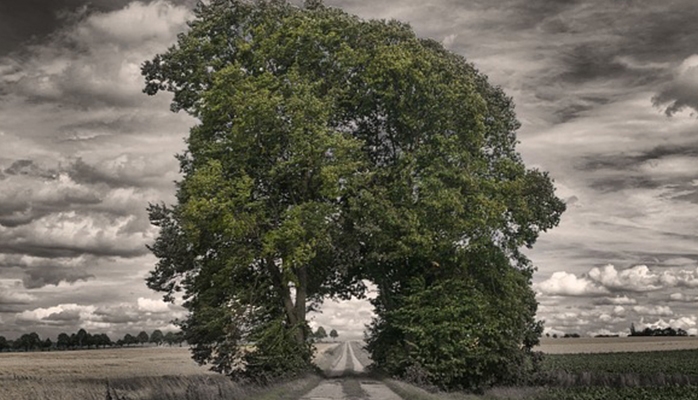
[6,338,698,400]
[525,338,698,400]
[535,336,698,354]
[0,346,320,400]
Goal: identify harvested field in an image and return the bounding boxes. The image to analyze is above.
[0,346,211,380]
[0,346,320,400]
[535,336,698,354]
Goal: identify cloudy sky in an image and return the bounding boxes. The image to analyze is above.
[2,0,698,341]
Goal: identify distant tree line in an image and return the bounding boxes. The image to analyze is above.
[629,323,688,337]
[0,328,184,352]
[311,326,339,342]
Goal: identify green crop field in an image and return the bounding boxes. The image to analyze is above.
[517,348,698,400]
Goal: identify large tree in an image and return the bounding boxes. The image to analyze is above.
[143,0,564,387]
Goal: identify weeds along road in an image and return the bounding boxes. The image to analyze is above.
[302,341,402,400]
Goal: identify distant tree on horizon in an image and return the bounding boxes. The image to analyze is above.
[150,330,164,346]
[136,331,150,346]
[314,326,327,341]
[329,329,338,341]
[56,333,67,349]
[76,328,87,348]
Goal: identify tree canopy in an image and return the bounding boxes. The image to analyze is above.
[143,0,564,388]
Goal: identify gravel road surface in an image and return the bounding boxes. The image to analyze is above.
[303,341,402,400]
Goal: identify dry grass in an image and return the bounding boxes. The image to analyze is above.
[312,342,342,372]
[535,336,698,354]
[0,346,321,400]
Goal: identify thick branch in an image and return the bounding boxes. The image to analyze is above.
[266,257,298,326]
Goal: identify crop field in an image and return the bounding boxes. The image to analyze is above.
[535,336,698,354]
[528,342,698,400]
[0,346,320,400]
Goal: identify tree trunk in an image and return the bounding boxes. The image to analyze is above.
[266,258,299,327]
[294,265,308,344]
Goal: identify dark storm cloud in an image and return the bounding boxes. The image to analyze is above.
[652,64,698,116]
[4,159,57,179]
[558,44,630,84]
[589,176,663,192]
[0,0,197,56]
[0,241,148,260]
[67,157,175,190]
[580,145,698,172]
[22,267,94,289]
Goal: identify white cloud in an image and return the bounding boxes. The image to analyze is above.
[0,211,153,258]
[632,305,673,317]
[537,271,608,296]
[442,34,458,49]
[586,328,628,337]
[588,265,662,292]
[0,280,36,304]
[137,297,171,313]
[16,303,97,324]
[639,315,698,335]
[605,295,637,305]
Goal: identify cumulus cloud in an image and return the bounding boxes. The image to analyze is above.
[544,265,698,296]
[638,315,698,336]
[137,297,171,313]
[588,265,663,292]
[0,211,153,258]
[0,280,36,304]
[0,170,101,228]
[2,1,191,109]
[632,305,673,317]
[22,267,94,289]
[668,292,698,302]
[16,303,97,326]
[536,271,608,296]
[599,295,637,305]
[15,298,185,335]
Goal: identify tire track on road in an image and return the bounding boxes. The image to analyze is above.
[302,341,403,399]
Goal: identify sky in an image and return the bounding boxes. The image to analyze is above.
[1,0,698,341]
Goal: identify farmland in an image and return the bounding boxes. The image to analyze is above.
[525,338,698,400]
[536,335,698,354]
[0,346,320,400]
[5,338,698,400]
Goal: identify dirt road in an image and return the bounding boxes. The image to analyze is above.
[302,341,402,400]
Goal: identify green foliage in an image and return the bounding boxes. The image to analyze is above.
[243,320,316,384]
[368,272,543,391]
[329,329,338,340]
[142,0,564,387]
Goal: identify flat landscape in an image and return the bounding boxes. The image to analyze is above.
[5,338,698,400]
[0,342,385,400]
[536,336,698,354]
